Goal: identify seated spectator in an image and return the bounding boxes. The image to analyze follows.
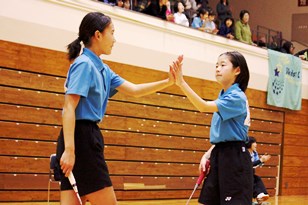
[191,8,209,32]
[280,41,295,54]
[117,0,124,7]
[158,0,168,19]
[123,0,131,9]
[246,137,271,205]
[143,0,160,17]
[217,17,234,39]
[158,0,174,22]
[165,0,175,22]
[117,0,131,9]
[173,1,189,27]
[204,11,218,34]
[216,0,232,27]
[135,0,148,12]
[295,48,308,61]
[281,41,307,60]
[256,36,267,48]
[235,10,256,45]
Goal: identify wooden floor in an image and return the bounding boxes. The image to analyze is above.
[1,196,308,205]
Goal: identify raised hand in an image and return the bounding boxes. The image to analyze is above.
[170,55,184,86]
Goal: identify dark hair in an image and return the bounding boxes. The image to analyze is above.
[245,136,256,148]
[281,41,294,54]
[196,8,208,17]
[67,12,112,61]
[219,51,250,92]
[224,17,234,27]
[239,10,249,20]
[220,0,229,6]
[208,11,216,17]
[173,0,185,13]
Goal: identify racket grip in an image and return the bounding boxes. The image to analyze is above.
[196,171,205,185]
[196,159,210,185]
[68,172,78,193]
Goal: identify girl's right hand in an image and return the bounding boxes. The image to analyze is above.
[60,148,75,177]
[170,55,184,86]
[199,153,210,175]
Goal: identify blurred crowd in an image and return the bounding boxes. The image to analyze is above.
[97,0,307,60]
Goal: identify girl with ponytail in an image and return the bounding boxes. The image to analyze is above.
[56,12,176,205]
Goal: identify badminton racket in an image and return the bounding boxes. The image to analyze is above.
[185,159,210,205]
[68,172,82,205]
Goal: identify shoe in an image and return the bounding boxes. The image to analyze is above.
[257,193,269,203]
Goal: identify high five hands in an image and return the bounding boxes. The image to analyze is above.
[170,55,184,86]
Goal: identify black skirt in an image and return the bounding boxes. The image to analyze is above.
[56,120,112,196]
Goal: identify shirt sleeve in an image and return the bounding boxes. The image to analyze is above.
[191,18,200,28]
[108,70,125,98]
[65,61,92,97]
[214,91,246,121]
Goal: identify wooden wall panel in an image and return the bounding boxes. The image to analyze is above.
[283,134,308,146]
[281,99,308,195]
[0,40,290,202]
[0,41,69,76]
[0,68,65,93]
[0,121,60,141]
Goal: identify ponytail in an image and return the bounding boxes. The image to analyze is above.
[67,38,81,61]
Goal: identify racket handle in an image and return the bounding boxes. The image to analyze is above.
[197,159,210,185]
[196,171,205,185]
[68,172,78,193]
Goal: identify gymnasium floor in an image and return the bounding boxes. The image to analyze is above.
[1,196,308,205]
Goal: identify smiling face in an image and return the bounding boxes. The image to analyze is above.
[215,54,240,90]
[177,2,184,13]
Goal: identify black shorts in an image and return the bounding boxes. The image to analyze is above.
[198,141,253,205]
[56,120,112,196]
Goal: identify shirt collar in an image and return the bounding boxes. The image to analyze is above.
[82,48,105,72]
[219,83,240,96]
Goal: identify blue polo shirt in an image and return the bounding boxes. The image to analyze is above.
[210,83,250,144]
[191,17,204,29]
[65,48,124,121]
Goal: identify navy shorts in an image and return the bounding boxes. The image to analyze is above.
[198,141,253,205]
[56,120,112,196]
